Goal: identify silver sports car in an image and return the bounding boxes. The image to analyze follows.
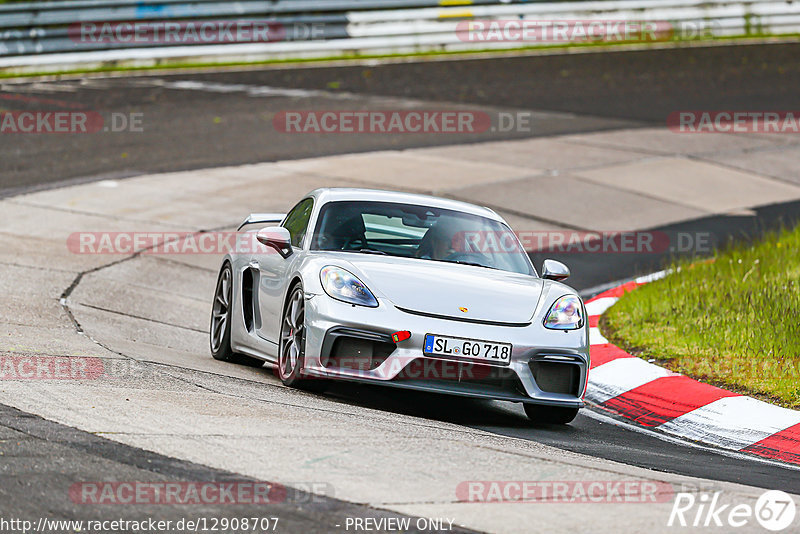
[210,188,589,424]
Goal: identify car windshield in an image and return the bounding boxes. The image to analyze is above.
[311,200,534,276]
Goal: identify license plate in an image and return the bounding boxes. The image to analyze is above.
[423,334,511,365]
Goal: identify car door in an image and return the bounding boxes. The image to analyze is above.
[256,197,314,344]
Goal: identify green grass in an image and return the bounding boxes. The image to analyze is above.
[602,225,800,408]
[2,33,798,80]
[0,41,641,80]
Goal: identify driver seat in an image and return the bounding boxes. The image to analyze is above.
[321,214,366,250]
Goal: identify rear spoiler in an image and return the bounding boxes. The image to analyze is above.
[237,213,286,231]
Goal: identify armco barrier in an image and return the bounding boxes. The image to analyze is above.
[1,0,799,73]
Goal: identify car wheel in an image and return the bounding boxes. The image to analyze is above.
[278,284,325,391]
[210,263,262,367]
[524,403,579,425]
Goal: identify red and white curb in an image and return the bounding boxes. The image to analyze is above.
[584,271,800,466]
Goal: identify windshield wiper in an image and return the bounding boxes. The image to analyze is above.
[449,260,495,269]
[426,258,498,270]
[338,248,388,255]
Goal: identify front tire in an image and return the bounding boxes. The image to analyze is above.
[524,403,579,425]
[278,284,324,390]
[210,263,262,367]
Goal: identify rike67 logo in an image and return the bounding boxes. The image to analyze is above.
[669,490,796,531]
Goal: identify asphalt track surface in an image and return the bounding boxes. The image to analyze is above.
[0,404,478,533]
[2,42,800,527]
[3,41,800,194]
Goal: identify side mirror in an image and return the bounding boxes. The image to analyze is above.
[256,227,293,258]
[542,259,569,281]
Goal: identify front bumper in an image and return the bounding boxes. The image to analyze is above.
[303,293,589,408]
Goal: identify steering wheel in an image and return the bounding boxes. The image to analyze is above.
[341,235,366,250]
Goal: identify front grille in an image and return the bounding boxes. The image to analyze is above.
[529,360,580,395]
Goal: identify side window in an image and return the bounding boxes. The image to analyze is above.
[282,198,314,248]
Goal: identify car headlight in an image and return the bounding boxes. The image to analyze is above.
[320,266,378,308]
[543,295,584,330]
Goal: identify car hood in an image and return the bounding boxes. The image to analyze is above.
[341,255,543,324]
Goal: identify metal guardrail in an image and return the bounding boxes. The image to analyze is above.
[0,0,507,32]
[1,0,799,70]
[0,0,459,55]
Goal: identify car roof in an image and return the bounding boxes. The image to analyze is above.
[307,188,503,222]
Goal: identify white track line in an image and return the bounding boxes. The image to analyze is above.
[589,327,609,345]
[585,297,619,316]
[582,408,800,473]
